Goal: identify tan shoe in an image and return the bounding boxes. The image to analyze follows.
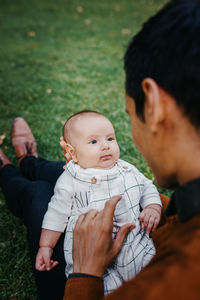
[0,149,12,168]
[12,117,38,165]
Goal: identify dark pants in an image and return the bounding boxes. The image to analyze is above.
[0,156,66,300]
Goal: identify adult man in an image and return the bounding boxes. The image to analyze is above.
[63,0,200,299]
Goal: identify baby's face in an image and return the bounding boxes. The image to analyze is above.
[68,115,120,169]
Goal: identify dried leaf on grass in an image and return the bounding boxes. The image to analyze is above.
[115,5,121,12]
[27,31,36,37]
[77,6,83,13]
[85,19,91,25]
[121,28,131,35]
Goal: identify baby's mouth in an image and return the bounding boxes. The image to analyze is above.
[100,154,112,161]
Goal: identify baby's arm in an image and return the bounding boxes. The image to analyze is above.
[139,204,161,234]
[35,229,61,271]
[35,170,74,271]
[138,172,162,234]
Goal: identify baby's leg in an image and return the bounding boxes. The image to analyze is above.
[115,231,155,282]
[64,217,78,277]
[103,267,124,295]
[142,241,156,268]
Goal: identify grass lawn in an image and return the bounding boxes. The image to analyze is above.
[0,0,170,298]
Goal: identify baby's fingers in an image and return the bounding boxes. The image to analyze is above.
[146,216,155,234]
[50,260,59,269]
[152,217,160,231]
[37,263,47,271]
[139,211,145,230]
[35,256,46,271]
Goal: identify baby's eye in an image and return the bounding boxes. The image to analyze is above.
[89,140,97,144]
[107,137,114,141]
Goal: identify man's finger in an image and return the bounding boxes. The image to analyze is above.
[81,209,98,227]
[103,195,122,223]
[74,214,85,231]
[113,223,135,256]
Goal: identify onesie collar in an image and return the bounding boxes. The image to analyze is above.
[65,159,131,184]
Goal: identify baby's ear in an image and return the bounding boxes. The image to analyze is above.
[60,137,77,163]
[60,136,68,152]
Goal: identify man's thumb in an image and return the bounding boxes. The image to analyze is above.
[113,224,135,255]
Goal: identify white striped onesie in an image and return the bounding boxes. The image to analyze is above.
[42,159,161,294]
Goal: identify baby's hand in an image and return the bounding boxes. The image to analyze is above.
[35,246,58,271]
[139,204,161,234]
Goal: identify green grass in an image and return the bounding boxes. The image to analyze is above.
[0,0,170,298]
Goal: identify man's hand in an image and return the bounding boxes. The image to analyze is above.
[72,195,135,277]
[139,204,161,234]
[35,246,58,271]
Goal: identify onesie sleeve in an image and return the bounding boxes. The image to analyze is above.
[138,173,162,209]
[42,170,74,232]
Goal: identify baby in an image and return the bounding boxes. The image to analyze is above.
[35,110,162,294]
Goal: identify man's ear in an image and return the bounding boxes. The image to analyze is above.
[142,78,165,133]
[60,137,78,163]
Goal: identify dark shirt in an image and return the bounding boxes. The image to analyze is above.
[165,177,200,221]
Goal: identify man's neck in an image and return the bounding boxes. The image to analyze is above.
[173,124,200,186]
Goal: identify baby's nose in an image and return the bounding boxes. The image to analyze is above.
[101,140,109,150]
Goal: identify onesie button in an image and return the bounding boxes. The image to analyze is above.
[91,177,97,184]
[123,166,128,169]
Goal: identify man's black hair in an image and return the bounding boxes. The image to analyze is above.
[124,0,200,127]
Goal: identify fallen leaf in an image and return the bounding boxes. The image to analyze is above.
[31,43,37,48]
[27,31,36,37]
[121,28,131,35]
[0,133,6,145]
[3,145,8,149]
[46,89,52,94]
[85,19,91,25]
[77,6,83,13]
[115,5,121,12]
[108,31,115,36]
